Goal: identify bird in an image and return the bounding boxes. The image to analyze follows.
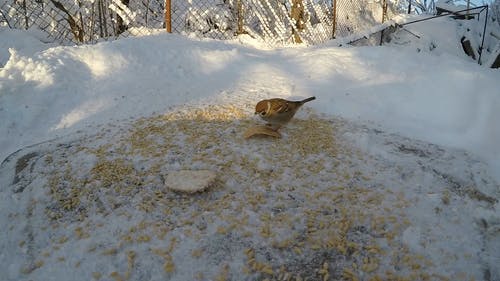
[255,96,316,130]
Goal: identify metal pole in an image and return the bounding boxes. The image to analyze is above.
[399,5,488,26]
[165,0,171,33]
[407,0,411,14]
[478,6,488,64]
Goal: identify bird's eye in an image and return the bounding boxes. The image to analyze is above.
[260,112,266,116]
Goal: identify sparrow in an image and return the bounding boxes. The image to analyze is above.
[255,96,316,130]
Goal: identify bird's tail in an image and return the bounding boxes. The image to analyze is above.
[300,96,316,104]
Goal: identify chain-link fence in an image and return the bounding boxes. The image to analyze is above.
[0,0,167,44]
[0,0,402,45]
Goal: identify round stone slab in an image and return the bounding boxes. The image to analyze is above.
[164,170,217,193]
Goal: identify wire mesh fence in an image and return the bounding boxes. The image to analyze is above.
[0,0,402,45]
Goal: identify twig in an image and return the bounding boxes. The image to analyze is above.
[0,9,12,28]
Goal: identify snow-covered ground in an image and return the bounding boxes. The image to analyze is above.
[0,15,499,281]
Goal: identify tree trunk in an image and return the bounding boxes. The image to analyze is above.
[50,0,84,42]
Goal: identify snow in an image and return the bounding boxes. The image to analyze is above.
[0,14,499,281]
[436,2,469,14]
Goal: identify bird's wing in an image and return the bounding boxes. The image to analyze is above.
[269,99,292,113]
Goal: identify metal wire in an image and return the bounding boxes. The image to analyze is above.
[397,5,490,64]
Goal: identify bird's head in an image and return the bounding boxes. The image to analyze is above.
[255,100,269,117]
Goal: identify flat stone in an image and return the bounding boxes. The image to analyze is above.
[164,170,217,193]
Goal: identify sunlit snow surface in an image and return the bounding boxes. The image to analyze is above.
[0,15,499,281]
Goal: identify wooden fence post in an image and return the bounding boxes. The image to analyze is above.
[237,0,243,34]
[332,0,337,39]
[291,0,305,43]
[22,0,29,29]
[380,0,388,45]
[382,0,387,23]
[165,0,171,33]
